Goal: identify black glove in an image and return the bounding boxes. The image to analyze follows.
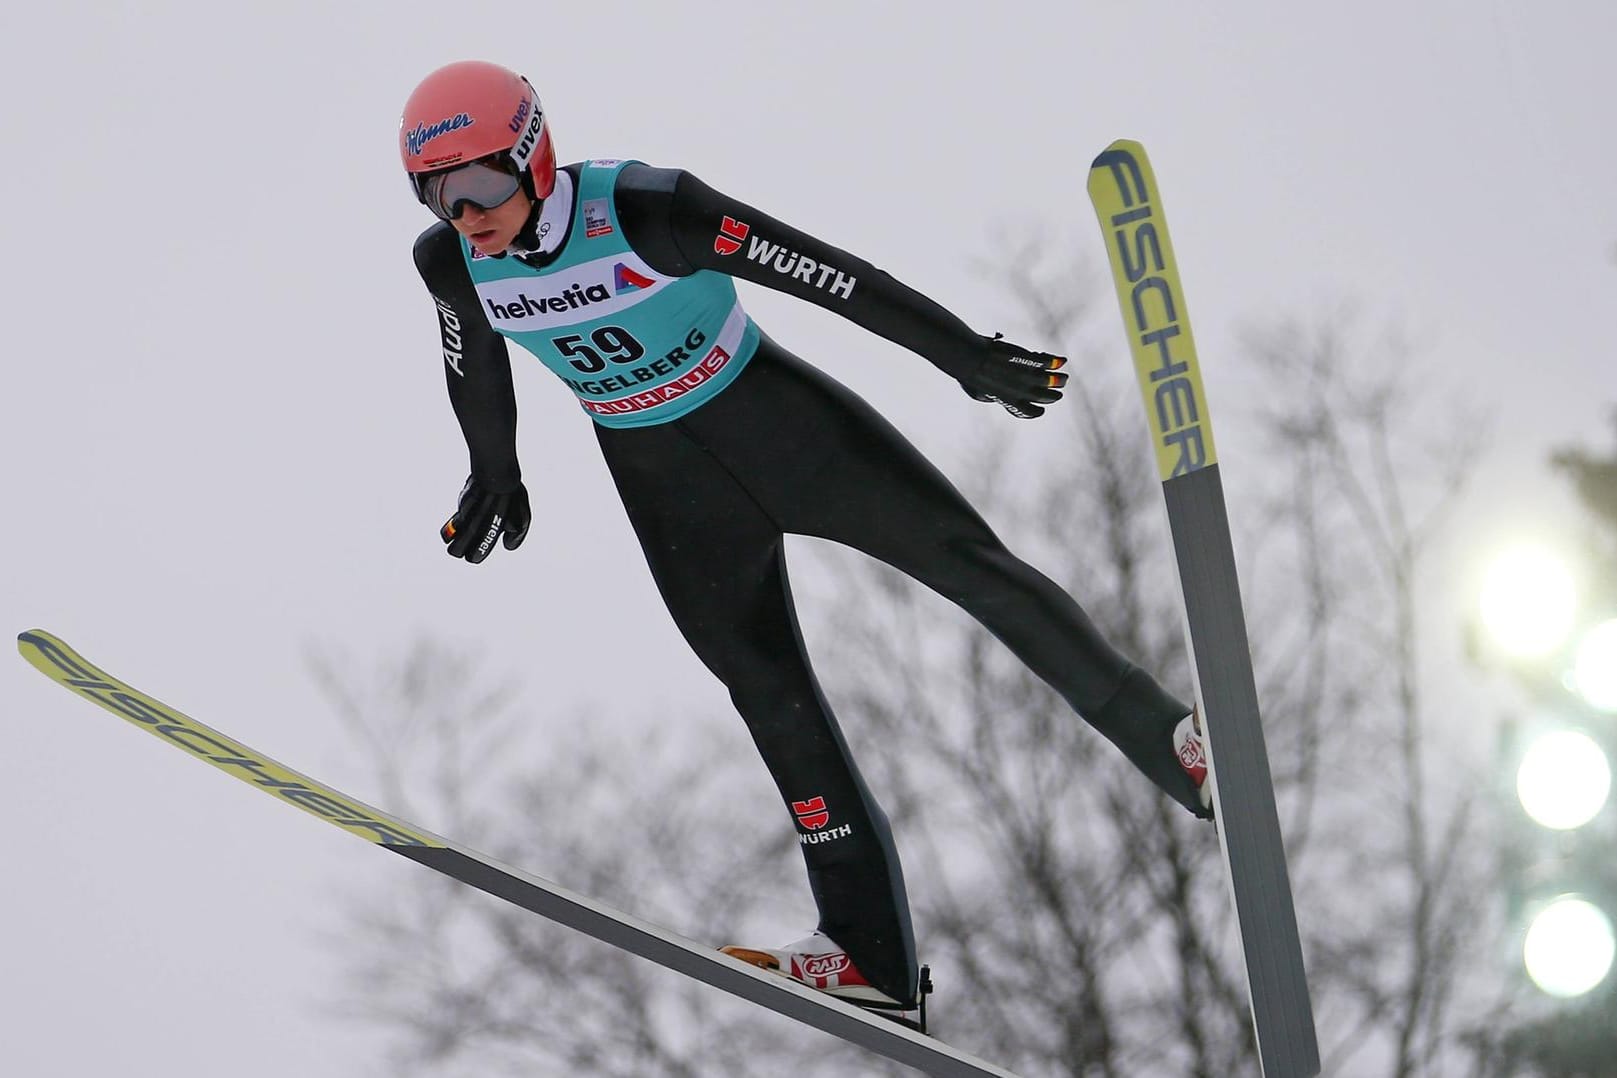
[939,333,1068,419]
[440,477,531,564]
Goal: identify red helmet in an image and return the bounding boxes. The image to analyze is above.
[399,60,556,200]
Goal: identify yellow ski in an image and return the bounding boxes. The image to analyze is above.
[1087,141,1320,1078]
[18,629,1016,1078]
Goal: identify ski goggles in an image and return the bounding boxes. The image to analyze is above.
[414,159,524,221]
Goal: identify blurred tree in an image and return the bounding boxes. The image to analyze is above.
[1552,413,1617,571]
[1233,313,1494,1076]
[1479,993,1617,1078]
[1464,416,1617,1077]
[307,639,821,1078]
[315,244,1504,1077]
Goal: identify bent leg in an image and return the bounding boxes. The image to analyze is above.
[680,344,1204,816]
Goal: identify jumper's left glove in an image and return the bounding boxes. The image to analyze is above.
[440,476,531,565]
[937,333,1068,419]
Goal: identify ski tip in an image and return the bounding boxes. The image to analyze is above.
[18,628,65,650]
[1090,137,1145,168]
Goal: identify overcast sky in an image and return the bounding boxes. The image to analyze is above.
[4,2,1615,1074]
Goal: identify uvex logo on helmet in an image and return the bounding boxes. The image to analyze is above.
[508,97,530,133]
[509,97,546,171]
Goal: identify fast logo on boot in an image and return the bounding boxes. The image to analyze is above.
[1178,736,1206,771]
[714,216,749,255]
[797,953,853,983]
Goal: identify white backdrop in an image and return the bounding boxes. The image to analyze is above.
[3,2,1614,1074]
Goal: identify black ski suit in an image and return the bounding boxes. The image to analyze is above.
[413,161,1203,1005]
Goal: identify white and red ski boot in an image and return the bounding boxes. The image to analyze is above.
[1174,706,1213,813]
[722,931,899,1005]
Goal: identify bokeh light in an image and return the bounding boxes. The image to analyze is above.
[1479,545,1577,659]
[1523,896,1616,998]
[1571,619,1617,712]
[1516,729,1611,830]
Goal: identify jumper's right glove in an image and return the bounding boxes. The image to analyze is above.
[937,333,1068,419]
[440,476,531,565]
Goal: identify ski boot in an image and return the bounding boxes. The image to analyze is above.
[1174,706,1213,813]
[721,931,932,1032]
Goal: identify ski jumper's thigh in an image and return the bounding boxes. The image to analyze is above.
[591,414,815,735]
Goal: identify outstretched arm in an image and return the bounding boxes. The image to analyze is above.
[616,165,1067,418]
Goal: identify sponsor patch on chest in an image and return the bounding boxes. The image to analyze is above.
[475,254,671,330]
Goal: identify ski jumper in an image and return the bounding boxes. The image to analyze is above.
[413,159,1202,1005]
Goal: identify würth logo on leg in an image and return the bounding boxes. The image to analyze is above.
[792,796,830,830]
[714,216,750,255]
[793,796,853,845]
